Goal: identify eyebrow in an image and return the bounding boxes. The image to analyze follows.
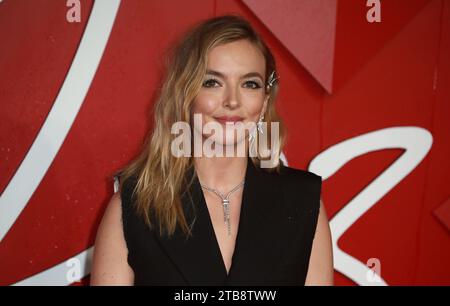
[205,69,264,81]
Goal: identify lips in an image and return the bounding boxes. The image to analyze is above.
[214,116,244,124]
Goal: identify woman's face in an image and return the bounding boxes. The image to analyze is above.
[191,39,268,150]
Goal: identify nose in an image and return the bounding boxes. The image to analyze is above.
[223,84,240,109]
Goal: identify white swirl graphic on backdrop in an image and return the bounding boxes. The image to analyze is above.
[0,0,121,285]
[309,126,433,286]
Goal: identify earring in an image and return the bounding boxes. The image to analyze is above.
[257,116,264,134]
[249,115,264,142]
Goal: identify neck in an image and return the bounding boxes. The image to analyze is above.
[194,156,247,191]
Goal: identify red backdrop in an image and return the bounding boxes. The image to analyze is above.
[0,0,449,285]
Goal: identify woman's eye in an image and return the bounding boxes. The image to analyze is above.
[202,79,261,89]
[202,79,220,88]
[244,80,262,89]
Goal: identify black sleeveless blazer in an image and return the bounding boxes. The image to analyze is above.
[120,158,322,286]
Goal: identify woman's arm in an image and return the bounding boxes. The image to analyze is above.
[305,198,334,285]
[90,192,134,285]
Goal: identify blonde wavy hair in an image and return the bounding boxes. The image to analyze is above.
[115,15,286,238]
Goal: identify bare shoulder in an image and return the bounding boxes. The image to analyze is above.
[90,192,134,285]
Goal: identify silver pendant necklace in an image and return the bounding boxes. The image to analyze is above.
[199,179,245,237]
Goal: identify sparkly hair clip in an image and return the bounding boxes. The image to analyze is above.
[266,71,279,90]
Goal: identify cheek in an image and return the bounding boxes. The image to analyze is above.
[192,92,221,116]
[245,96,265,120]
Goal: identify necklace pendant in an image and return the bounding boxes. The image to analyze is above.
[222,199,230,223]
[199,180,244,238]
[226,219,232,237]
[223,199,232,236]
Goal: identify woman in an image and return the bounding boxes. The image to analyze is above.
[90,15,333,286]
